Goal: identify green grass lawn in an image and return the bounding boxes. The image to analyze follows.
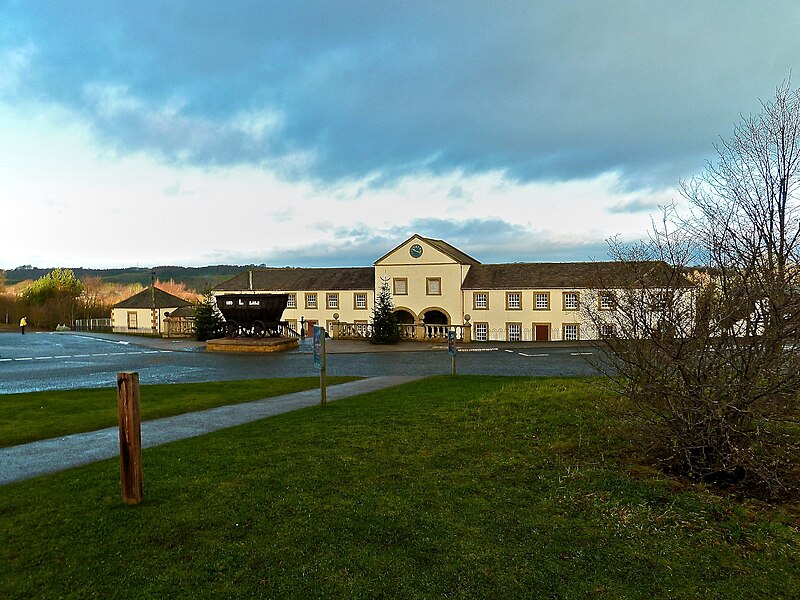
[0,377,358,447]
[1,376,797,598]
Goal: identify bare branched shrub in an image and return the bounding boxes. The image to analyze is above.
[585,83,800,499]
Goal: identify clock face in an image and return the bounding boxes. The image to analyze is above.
[409,244,423,258]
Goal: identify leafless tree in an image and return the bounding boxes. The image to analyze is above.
[585,83,800,498]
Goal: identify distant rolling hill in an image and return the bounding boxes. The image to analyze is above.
[2,265,255,291]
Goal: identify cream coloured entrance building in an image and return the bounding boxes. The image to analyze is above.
[213,234,630,342]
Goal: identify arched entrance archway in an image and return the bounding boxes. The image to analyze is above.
[394,309,416,324]
[422,309,449,325]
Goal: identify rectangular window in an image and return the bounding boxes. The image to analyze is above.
[506,292,522,310]
[127,312,138,329]
[305,293,317,309]
[652,290,671,311]
[327,293,339,309]
[474,322,488,342]
[507,322,522,341]
[473,292,488,310]
[426,277,442,295]
[354,293,367,310]
[563,323,579,341]
[393,278,408,295]
[535,292,550,310]
[563,292,579,310]
[286,294,297,309]
[599,291,615,311]
[600,323,614,338]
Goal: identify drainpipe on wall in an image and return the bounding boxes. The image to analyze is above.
[249,270,253,291]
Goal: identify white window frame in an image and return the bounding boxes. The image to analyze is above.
[506,292,522,310]
[599,291,615,311]
[535,292,549,310]
[327,293,339,309]
[563,292,579,311]
[474,321,488,342]
[474,292,488,310]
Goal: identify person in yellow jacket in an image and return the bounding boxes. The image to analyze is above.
[20,316,27,335]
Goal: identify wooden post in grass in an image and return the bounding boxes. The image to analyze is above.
[117,371,143,505]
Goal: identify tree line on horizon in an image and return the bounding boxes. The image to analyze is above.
[0,268,206,330]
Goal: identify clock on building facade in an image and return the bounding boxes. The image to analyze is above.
[409,244,424,258]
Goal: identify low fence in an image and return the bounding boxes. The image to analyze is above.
[333,321,470,342]
[74,318,112,332]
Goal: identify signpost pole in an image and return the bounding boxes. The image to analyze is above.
[448,330,457,376]
[314,325,327,407]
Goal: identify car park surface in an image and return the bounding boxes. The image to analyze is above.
[0,331,602,394]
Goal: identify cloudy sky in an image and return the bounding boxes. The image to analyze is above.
[1,1,799,269]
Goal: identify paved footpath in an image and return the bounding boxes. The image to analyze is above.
[0,375,424,486]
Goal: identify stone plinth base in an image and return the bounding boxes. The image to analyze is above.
[206,337,299,353]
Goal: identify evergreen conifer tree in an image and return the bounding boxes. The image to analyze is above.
[194,288,223,341]
[370,276,400,344]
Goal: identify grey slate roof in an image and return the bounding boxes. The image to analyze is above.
[167,305,196,318]
[421,237,481,265]
[462,261,689,289]
[113,287,192,309]
[214,267,375,292]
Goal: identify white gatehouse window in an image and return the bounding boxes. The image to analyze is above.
[563,292,579,310]
[535,292,549,310]
[563,323,579,340]
[599,291,615,310]
[393,278,408,295]
[327,293,339,309]
[474,292,488,309]
[287,294,297,309]
[305,293,317,309]
[354,293,367,309]
[506,292,522,310]
[507,322,522,341]
[474,322,488,341]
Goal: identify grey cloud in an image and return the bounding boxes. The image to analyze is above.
[3,2,800,187]
[211,218,614,267]
[607,198,661,214]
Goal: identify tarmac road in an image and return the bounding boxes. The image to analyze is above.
[0,331,603,394]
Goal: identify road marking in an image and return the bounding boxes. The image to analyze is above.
[15,357,33,361]
[34,356,53,360]
[504,349,515,353]
[72,354,91,358]
[519,352,549,357]
[570,352,593,356]
[54,355,71,359]
[0,358,12,362]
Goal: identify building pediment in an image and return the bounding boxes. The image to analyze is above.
[374,234,481,267]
